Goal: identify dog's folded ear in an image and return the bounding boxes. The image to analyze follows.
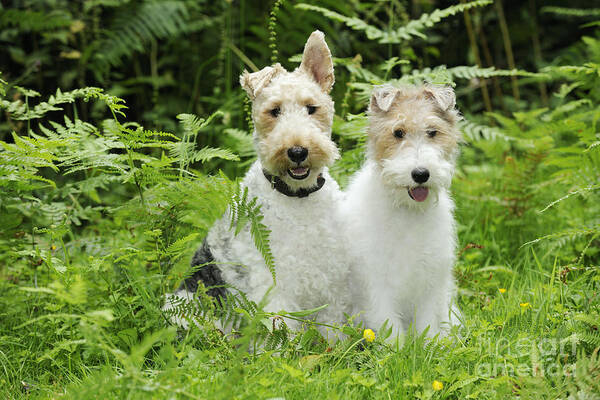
[240,64,283,100]
[370,85,399,113]
[299,30,335,93]
[423,84,456,111]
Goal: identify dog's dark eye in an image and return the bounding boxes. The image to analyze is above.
[306,105,317,115]
[270,107,281,117]
[394,129,405,139]
[427,129,437,138]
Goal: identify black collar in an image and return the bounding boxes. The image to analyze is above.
[263,169,325,198]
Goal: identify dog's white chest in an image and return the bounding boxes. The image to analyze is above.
[207,163,350,316]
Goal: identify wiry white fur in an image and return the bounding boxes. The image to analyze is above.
[342,84,461,341]
[206,162,350,333]
[250,71,338,192]
[166,31,351,338]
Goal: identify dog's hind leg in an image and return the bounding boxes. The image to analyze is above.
[179,239,228,301]
[163,239,228,329]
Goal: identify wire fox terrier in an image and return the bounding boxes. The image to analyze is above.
[342,84,461,340]
[167,31,351,336]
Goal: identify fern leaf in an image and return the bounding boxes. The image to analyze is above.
[0,87,106,121]
[92,1,189,70]
[224,129,256,158]
[230,187,276,283]
[188,147,239,163]
[521,226,600,248]
[177,111,224,136]
[0,74,6,96]
[393,65,547,85]
[295,4,384,41]
[459,120,513,142]
[574,313,600,327]
[297,1,492,44]
[0,9,72,32]
[380,0,493,43]
[349,66,546,105]
[578,332,600,347]
[540,184,600,212]
[541,7,600,18]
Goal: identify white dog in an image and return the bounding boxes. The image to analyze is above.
[167,31,351,337]
[342,84,461,340]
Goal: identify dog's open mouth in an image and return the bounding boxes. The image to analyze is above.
[288,167,310,180]
[408,187,429,202]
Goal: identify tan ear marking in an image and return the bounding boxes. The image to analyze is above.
[240,64,283,100]
[423,84,456,111]
[299,30,335,93]
[370,85,399,113]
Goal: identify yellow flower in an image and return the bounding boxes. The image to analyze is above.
[363,328,376,343]
[50,245,57,251]
[520,302,531,308]
[498,288,506,294]
[432,380,444,391]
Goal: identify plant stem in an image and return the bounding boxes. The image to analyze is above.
[109,108,146,208]
[477,20,505,111]
[462,3,492,113]
[495,0,520,102]
[529,0,548,106]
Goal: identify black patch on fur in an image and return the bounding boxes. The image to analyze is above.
[179,239,227,301]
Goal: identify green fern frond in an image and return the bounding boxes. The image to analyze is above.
[249,211,275,284]
[0,87,105,121]
[0,74,6,96]
[297,1,492,44]
[295,4,384,41]
[547,99,593,120]
[92,1,189,70]
[459,120,513,142]
[169,144,239,164]
[165,233,200,258]
[521,226,600,248]
[541,7,600,18]
[574,313,600,327]
[14,86,41,98]
[0,9,72,32]
[540,185,600,213]
[224,129,256,159]
[187,147,239,163]
[82,87,128,117]
[349,65,545,104]
[230,188,276,284]
[0,133,64,189]
[175,111,226,173]
[578,332,600,347]
[177,112,224,137]
[395,65,547,85]
[38,117,98,144]
[378,0,493,43]
[548,63,600,78]
[120,128,179,149]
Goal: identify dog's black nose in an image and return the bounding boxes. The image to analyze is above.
[287,146,308,163]
[411,168,430,183]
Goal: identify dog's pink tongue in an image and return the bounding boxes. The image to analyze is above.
[409,187,429,202]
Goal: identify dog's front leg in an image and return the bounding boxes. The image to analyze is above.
[414,289,451,337]
[365,296,405,344]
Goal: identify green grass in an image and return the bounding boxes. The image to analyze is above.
[0,142,598,399]
[1,2,599,398]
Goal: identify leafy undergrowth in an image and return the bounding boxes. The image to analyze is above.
[1,2,600,399]
[0,81,598,399]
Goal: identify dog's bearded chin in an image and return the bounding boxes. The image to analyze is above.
[408,187,429,202]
